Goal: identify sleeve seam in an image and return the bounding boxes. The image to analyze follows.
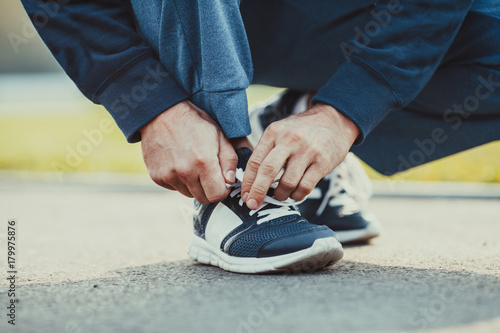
[341,56,404,109]
[91,49,155,102]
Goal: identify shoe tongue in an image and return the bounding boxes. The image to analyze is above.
[236,147,253,171]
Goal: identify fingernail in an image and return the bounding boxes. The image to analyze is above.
[242,192,249,202]
[226,170,236,183]
[247,198,258,210]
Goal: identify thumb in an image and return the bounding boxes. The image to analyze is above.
[218,134,238,184]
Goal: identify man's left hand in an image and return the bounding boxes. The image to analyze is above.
[241,103,360,210]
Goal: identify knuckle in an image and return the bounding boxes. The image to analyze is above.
[227,154,238,165]
[149,170,162,184]
[195,157,218,175]
[314,155,327,166]
[261,162,277,176]
[305,143,321,156]
[279,178,297,191]
[286,132,303,143]
[247,158,261,171]
[311,146,322,156]
[251,186,267,197]
[266,122,282,135]
[174,165,191,179]
[298,181,315,194]
[158,168,174,183]
[194,156,210,168]
[290,192,306,201]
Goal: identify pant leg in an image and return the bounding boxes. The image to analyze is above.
[242,1,500,175]
[130,0,253,138]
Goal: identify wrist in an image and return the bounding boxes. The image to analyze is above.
[311,103,360,145]
[139,100,189,137]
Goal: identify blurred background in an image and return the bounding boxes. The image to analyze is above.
[1,0,499,184]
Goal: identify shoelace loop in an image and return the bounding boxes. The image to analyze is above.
[227,168,304,224]
[316,163,360,217]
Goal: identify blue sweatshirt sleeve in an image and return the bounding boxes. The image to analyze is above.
[311,0,475,144]
[20,0,190,143]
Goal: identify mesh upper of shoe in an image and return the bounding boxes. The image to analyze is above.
[227,216,327,258]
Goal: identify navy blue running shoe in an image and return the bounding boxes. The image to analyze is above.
[297,154,381,243]
[188,148,344,274]
[249,90,381,243]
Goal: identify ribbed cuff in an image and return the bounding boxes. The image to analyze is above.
[94,52,190,143]
[312,59,402,144]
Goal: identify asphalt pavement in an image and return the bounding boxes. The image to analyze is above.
[0,178,499,333]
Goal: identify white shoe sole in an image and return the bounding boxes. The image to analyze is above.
[188,235,344,274]
[335,215,382,244]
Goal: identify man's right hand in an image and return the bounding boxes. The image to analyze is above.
[140,101,238,204]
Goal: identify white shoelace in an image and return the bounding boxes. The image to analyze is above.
[227,168,303,224]
[315,162,361,217]
[344,153,373,208]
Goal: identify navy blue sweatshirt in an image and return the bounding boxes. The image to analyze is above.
[20,0,479,143]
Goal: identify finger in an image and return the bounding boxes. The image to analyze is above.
[290,164,324,201]
[183,179,210,204]
[175,164,211,203]
[174,164,209,202]
[175,183,194,199]
[199,158,230,202]
[247,147,290,210]
[218,134,238,184]
[274,155,311,201]
[151,177,175,191]
[162,184,175,191]
[167,178,193,198]
[151,174,186,194]
[241,133,275,199]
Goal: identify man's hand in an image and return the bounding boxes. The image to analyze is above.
[140,100,238,204]
[241,103,359,210]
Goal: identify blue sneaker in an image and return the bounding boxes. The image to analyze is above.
[249,90,381,243]
[188,148,344,274]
